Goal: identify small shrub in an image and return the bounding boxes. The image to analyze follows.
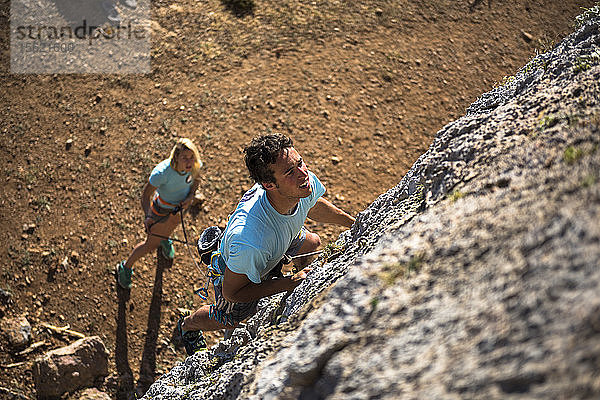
[573,49,600,74]
[581,174,597,187]
[537,36,556,53]
[32,195,51,210]
[539,114,559,131]
[20,250,32,267]
[24,170,37,185]
[378,252,425,286]
[370,297,379,310]
[564,146,584,164]
[449,190,465,202]
[575,3,600,29]
[321,241,345,262]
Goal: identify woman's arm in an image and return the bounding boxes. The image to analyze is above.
[181,178,200,210]
[141,182,157,232]
[141,182,157,214]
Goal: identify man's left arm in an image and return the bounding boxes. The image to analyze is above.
[307,197,355,228]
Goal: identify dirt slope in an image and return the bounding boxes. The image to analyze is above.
[0,0,595,398]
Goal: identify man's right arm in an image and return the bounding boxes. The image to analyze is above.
[222,267,311,303]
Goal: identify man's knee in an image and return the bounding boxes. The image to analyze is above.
[305,232,321,251]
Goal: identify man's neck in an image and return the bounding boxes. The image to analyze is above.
[265,190,300,215]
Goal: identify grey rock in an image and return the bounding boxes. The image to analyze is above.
[143,10,600,400]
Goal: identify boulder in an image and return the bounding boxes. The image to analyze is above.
[32,336,109,399]
[1,315,32,350]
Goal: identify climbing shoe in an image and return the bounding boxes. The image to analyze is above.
[116,261,132,289]
[177,312,207,356]
[160,239,175,260]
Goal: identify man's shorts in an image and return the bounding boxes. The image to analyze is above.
[210,227,308,326]
[285,226,307,257]
[211,284,258,327]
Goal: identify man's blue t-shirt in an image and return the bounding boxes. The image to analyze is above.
[219,170,326,283]
[149,159,193,207]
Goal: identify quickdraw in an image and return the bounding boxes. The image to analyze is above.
[194,250,224,301]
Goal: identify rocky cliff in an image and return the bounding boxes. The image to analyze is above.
[144,8,600,399]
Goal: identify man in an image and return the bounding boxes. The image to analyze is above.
[178,134,355,355]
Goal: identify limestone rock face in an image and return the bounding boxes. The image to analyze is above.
[144,10,600,400]
[33,336,109,399]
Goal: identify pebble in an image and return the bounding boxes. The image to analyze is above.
[521,30,534,42]
[22,223,36,234]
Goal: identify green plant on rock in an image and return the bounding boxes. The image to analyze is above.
[378,252,425,286]
[449,190,465,203]
[573,49,600,74]
[581,174,597,188]
[538,112,581,132]
[493,74,515,88]
[575,3,600,29]
[370,296,379,310]
[563,146,584,164]
[321,241,345,263]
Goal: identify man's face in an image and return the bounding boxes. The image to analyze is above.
[265,147,312,199]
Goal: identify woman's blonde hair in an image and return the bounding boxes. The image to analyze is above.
[169,138,203,180]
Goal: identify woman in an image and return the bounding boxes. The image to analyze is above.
[117,138,203,289]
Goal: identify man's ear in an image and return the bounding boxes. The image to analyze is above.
[262,181,276,191]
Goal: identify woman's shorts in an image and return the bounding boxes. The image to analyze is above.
[147,193,177,225]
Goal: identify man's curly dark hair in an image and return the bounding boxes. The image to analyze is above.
[244,134,294,185]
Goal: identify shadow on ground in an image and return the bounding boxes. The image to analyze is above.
[115,248,172,400]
